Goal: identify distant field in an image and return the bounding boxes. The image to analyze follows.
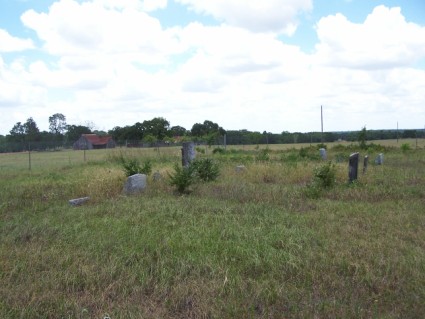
[0,138,423,171]
[1,139,424,318]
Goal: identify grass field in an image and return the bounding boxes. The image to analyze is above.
[1,140,424,318]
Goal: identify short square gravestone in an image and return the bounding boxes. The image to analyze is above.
[123,174,147,195]
[375,153,384,165]
[349,152,359,183]
[319,148,327,160]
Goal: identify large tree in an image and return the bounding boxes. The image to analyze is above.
[23,117,41,142]
[142,117,170,140]
[191,120,226,137]
[65,125,91,143]
[48,113,67,136]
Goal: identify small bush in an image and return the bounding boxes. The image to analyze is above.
[168,163,196,194]
[256,148,270,161]
[196,147,205,154]
[316,143,327,150]
[313,161,336,189]
[191,158,220,182]
[120,156,152,177]
[401,143,411,152]
[213,147,226,155]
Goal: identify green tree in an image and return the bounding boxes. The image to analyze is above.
[48,113,67,136]
[169,125,188,137]
[23,117,41,142]
[65,125,91,143]
[142,117,170,140]
[358,126,367,150]
[8,122,26,142]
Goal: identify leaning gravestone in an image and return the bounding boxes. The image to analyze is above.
[181,142,196,167]
[375,153,384,165]
[349,152,359,183]
[363,155,369,174]
[319,148,327,160]
[123,174,147,195]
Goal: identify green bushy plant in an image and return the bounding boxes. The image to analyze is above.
[120,156,152,177]
[401,143,411,152]
[313,161,336,189]
[256,148,270,161]
[212,147,226,155]
[191,158,220,182]
[168,163,196,194]
[305,162,336,198]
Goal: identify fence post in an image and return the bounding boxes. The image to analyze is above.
[28,142,31,171]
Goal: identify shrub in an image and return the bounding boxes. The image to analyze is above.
[256,148,270,161]
[196,147,205,154]
[313,161,336,189]
[168,163,196,194]
[401,143,411,152]
[213,147,226,155]
[120,156,152,177]
[316,143,327,150]
[191,158,220,182]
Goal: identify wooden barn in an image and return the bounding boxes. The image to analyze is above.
[73,134,116,150]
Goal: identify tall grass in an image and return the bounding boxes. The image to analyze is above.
[1,143,424,318]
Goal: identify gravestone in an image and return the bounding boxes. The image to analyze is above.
[349,152,359,183]
[363,155,369,174]
[69,197,90,206]
[375,153,384,165]
[235,165,246,173]
[319,148,327,160]
[153,171,162,181]
[181,142,196,167]
[123,174,147,195]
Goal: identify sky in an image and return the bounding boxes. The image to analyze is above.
[0,0,424,135]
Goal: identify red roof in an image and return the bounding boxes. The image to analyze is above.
[82,134,113,145]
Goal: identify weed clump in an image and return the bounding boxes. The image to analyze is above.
[191,158,220,182]
[120,156,152,177]
[305,161,336,198]
[168,158,220,193]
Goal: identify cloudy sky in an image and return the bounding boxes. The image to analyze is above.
[0,0,424,135]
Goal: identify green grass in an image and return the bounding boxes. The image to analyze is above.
[1,143,425,318]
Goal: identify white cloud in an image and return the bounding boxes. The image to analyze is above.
[315,5,425,69]
[21,0,180,60]
[93,0,167,12]
[176,0,312,35]
[0,29,34,52]
[1,2,424,135]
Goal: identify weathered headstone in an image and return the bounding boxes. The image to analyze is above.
[363,155,369,174]
[375,153,384,165]
[349,152,359,183]
[123,174,147,195]
[152,171,162,181]
[181,142,196,167]
[319,148,327,160]
[69,196,90,206]
[235,165,246,173]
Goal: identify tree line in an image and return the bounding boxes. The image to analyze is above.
[0,113,422,153]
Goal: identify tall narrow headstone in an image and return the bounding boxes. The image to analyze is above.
[375,153,384,165]
[181,142,196,167]
[349,152,359,183]
[319,148,327,160]
[363,155,369,174]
